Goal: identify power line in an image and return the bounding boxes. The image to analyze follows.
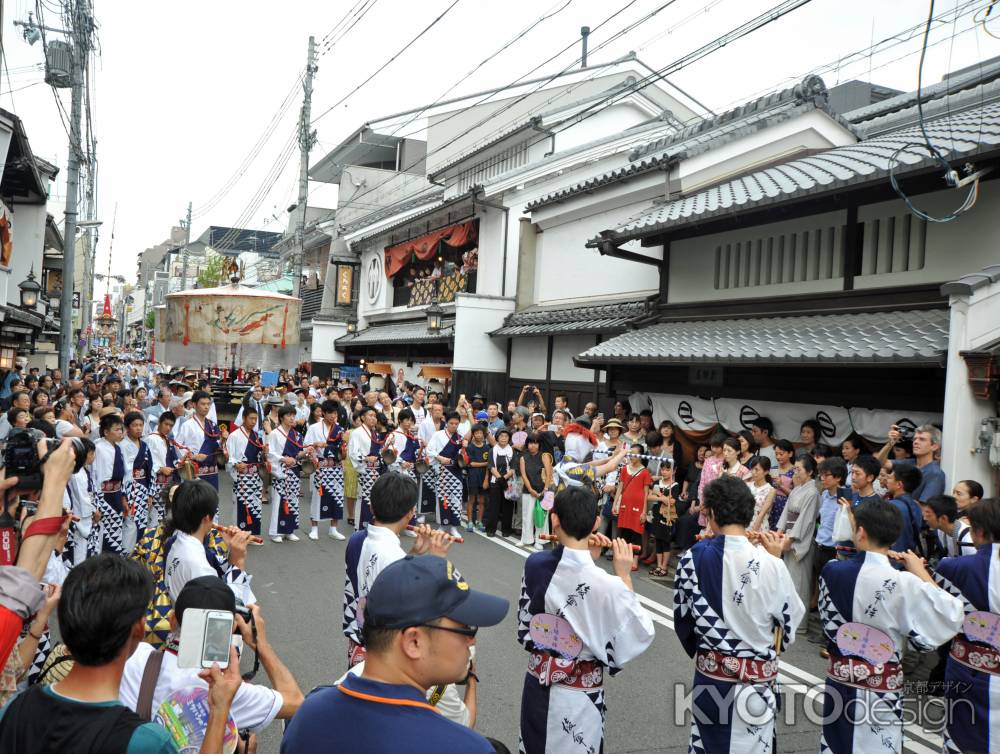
[888,0,982,222]
[319,0,380,56]
[311,0,465,125]
[331,0,682,215]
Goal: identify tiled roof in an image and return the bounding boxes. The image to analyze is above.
[490,299,648,337]
[593,96,1000,246]
[844,56,1000,125]
[526,76,840,211]
[335,318,455,347]
[575,309,949,367]
[940,264,1000,297]
[339,187,445,235]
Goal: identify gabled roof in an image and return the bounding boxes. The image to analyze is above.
[591,84,1000,247]
[525,76,842,212]
[844,55,1000,125]
[339,187,446,237]
[428,78,672,182]
[575,309,949,367]
[490,298,649,337]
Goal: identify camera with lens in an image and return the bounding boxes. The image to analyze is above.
[895,424,915,441]
[2,429,88,491]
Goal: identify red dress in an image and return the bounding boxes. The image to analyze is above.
[617,466,651,535]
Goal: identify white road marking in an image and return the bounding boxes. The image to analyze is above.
[472,529,944,751]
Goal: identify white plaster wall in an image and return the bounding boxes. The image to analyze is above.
[550,334,598,382]
[471,209,507,298]
[312,320,347,364]
[668,210,850,303]
[854,190,1000,290]
[452,294,515,373]
[509,337,547,379]
[534,205,661,305]
[941,281,1000,495]
[8,203,47,310]
[677,110,856,193]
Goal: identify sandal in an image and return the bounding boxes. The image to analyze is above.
[650,567,669,578]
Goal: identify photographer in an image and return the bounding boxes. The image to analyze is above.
[120,576,303,735]
[876,424,946,504]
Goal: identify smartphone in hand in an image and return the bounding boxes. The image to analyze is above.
[177,608,234,669]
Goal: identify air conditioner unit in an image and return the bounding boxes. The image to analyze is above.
[44,40,73,89]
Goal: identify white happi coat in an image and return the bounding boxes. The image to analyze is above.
[818,550,963,753]
[517,545,654,754]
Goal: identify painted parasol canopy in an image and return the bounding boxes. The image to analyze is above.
[164,283,302,347]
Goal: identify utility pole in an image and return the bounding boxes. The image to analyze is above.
[57,0,92,374]
[180,201,192,290]
[80,140,97,352]
[292,36,317,299]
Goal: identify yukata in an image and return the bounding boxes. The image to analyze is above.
[348,426,385,529]
[119,437,153,542]
[389,429,423,525]
[94,438,130,556]
[63,465,98,567]
[933,543,1000,754]
[164,529,255,606]
[342,525,406,667]
[144,431,178,529]
[517,545,654,753]
[818,550,963,753]
[427,429,464,527]
[673,535,805,754]
[304,420,345,523]
[175,414,222,489]
[226,426,266,536]
[775,483,820,616]
[131,525,230,646]
[268,427,303,537]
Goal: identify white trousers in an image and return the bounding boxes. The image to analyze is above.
[520,492,549,545]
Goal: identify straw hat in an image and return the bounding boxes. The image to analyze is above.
[603,417,625,432]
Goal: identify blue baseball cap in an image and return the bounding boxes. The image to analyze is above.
[475,410,489,421]
[365,555,509,630]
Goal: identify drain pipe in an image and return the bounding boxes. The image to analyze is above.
[581,26,590,68]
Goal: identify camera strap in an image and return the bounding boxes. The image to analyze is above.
[21,516,65,541]
[136,649,165,721]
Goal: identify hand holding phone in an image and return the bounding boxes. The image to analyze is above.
[177,608,235,669]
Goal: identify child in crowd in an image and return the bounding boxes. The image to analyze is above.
[465,424,490,533]
[646,460,678,578]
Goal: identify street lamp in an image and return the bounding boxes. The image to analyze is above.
[18,265,40,309]
[425,296,444,335]
[346,313,358,334]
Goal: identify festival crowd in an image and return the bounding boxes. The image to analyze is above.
[0,354,993,754]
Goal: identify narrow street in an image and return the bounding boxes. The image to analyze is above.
[214,477,945,753]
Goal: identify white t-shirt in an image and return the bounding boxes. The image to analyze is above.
[120,642,282,732]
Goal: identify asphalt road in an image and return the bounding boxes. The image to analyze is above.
[213,475,946,754]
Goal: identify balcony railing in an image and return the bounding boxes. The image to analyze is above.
[393,270,477,308]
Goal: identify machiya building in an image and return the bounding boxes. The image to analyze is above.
[489,59,1000,493]
[306,53,705,393]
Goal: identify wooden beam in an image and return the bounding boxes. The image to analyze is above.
[598,244,665,268]
[658,241,671,303]
[545,335,553,408]
[843,203,860,291]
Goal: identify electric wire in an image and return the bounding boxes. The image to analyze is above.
[888,0,982,223]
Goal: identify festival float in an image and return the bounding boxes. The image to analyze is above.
[160,259,301,376]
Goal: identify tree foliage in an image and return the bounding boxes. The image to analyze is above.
[196,253,227,289]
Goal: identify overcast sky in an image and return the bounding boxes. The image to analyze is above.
[3,0,998,285]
